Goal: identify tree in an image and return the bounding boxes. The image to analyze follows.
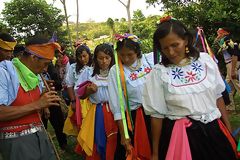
[118,0,133,34]
[2,0,65,41]
[132,9,146,22]
[106,18,116,42]
[0,20,10,33]
[146,0,240,42]
[59,0,74,51]
[76,0,79,39]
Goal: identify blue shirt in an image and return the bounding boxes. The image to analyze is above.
[0,60,43,106]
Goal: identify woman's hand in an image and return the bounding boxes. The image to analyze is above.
[86,83,98,95]
[120,136,132,155]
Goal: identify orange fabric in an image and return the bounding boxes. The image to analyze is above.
[126,147,140,160]
[0,86,41,132]
[217,119,239,159]
[118,57,133,132]
[133,108,151,160]
[26,42,60,60]
[102,103,118,160]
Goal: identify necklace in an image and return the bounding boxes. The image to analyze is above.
[128,59,142,71]
[170,58,191,67]
[99,69,109,77]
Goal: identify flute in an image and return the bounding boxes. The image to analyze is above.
[39,74,61,160]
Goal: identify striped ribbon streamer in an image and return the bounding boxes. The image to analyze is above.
[114,50,129,139]
[118,58,134,132]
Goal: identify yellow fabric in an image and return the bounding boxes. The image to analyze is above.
[52,57,57,66]
[26,42,60,60]
[63,106,78,136]
[77,102,96,156]
[81,99,91,119]
[0,39,16,51]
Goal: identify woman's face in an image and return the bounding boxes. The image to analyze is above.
[77,50,90,65]
[118,47,138,67]
[159,32,188,65]
[96,51,112,71]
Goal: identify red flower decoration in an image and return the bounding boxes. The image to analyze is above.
[130,73,138,80]
[160,16,172,23]
[185,71,196,82]
[144,67,152,73]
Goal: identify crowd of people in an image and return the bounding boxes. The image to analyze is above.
[0,16,239,160]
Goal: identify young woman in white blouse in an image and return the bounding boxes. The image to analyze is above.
[63,45,92,136]
[142,16,238,160]
[76,43,117,160]
[108,34,153,159]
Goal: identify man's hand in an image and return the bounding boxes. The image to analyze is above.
[46,80,55,91]
[37,91,61,109]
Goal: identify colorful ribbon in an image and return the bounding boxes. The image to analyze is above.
[118,57,134,132]
[114,49,129,139]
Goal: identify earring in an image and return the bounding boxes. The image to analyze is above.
[185,47,189,54]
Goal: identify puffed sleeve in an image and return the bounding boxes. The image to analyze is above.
[108,65,126,120]
[204,53,225,99]
[74,67,93,88]
[142,66,168,118]
[66,63,76,87]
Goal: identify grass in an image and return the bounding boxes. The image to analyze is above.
[47,96,240,160]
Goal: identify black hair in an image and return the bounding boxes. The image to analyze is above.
[0,32,15,42]
[153,19,199,66]
[75,45,92,73]
[116,38,142,58]
[22,36,49,57]
[13,44,25,57]
[92,43,115,76]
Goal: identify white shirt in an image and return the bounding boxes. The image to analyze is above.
[65,63,89,91]
[142,53,225,124]
[108,54,154,120]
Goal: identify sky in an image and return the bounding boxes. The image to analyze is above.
[0,0,163,23]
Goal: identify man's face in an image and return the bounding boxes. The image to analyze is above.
[0,48,13,61]
[32,56,52,74]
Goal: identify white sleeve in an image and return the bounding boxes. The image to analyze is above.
[142,67,168,118]
[74,67,93,88]
[66,64,75,87]
[0,68,10,106]
[108,66,126,120]
[209,55,225,98]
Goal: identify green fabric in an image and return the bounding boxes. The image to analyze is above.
[12,58,39,92]
[237,137,240,152]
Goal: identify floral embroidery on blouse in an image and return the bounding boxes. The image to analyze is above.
[170,62,207,87]
[129,66,152,81]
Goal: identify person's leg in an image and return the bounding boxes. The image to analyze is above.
[48,106,67,150]
[226,63,236,110]
[0,132,54,160]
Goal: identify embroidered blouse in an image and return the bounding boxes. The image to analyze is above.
[77,67,110,104]
[142,53,225,124]
[108,53,154,120]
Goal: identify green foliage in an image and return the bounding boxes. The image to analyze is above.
[132,9,146,22]
[147,0,240,46]
[0,19,10,32]
[133,15,161,53]
[2,0,65,42]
